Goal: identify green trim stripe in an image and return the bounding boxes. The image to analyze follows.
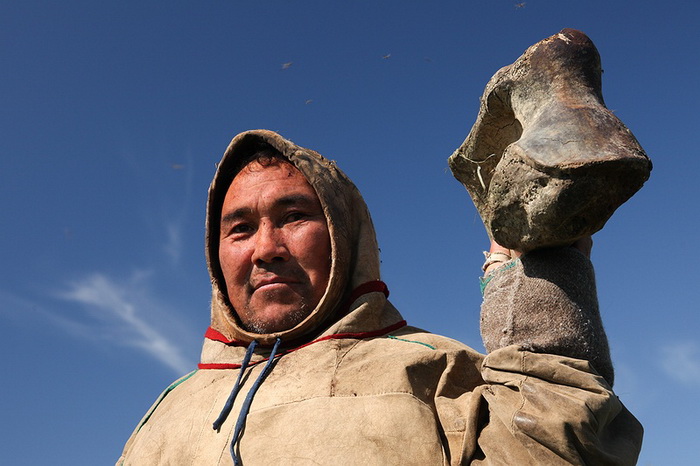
[480,259,518,295]
[387,335,436,350]
[136,370,198,434]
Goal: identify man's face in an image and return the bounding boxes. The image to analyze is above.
[219,160,331,333]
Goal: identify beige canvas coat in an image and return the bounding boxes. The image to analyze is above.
[118,130,642,465]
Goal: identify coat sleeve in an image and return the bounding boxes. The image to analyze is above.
[468,346,642,465]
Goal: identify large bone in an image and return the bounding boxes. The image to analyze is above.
[449,29,652,251]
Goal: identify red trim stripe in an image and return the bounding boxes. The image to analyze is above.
[347,280,389,305]
[198,319,407,370]
[199,362,244,369]
[204,327,247,346]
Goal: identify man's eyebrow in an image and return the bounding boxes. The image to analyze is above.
[275,194,319,208]
[221,208,252,225]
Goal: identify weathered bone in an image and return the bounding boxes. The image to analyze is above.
[449,29,652,251]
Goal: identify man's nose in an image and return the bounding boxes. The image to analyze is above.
[252,222,289,264]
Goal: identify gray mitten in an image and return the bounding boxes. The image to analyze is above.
[481,247,614,385]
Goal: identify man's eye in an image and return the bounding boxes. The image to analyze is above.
[285,212,306,223]
[231,224,253,234]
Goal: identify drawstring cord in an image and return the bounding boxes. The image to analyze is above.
[230,337,281,464]
[212,338,283,465]
[212,340,258,431]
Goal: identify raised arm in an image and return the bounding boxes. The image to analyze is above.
[446,29,650,464]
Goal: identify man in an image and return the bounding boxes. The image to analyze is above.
[118,128,642,465]
[119,30,646,465]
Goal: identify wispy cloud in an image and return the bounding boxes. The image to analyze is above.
[161,156,194,266]
[1,150,201,377]
[56,271,195,375]
[659,341,700,385]
[164,222,183,264]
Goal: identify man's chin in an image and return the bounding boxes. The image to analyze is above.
[241,303,312,334]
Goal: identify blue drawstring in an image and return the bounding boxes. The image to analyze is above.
[212,338,283,466]
[230,337,281,464]
[212,340,258,432]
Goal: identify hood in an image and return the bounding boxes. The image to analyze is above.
[205,130,382,346]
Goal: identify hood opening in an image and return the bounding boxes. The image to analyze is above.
[205,130,382,346]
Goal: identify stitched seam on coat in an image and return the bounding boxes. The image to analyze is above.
[335,338,362,368]
[330,338,342,396]
[242,390,434,413]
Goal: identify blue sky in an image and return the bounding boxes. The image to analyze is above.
[2,1,698,464]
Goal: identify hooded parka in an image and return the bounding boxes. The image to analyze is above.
[118,130,642,465]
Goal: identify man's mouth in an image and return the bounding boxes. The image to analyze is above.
[251,276,298,292]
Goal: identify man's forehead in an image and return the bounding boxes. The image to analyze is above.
[237,156,297,176]
[222,158,320,209]
[229,158,308,188]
